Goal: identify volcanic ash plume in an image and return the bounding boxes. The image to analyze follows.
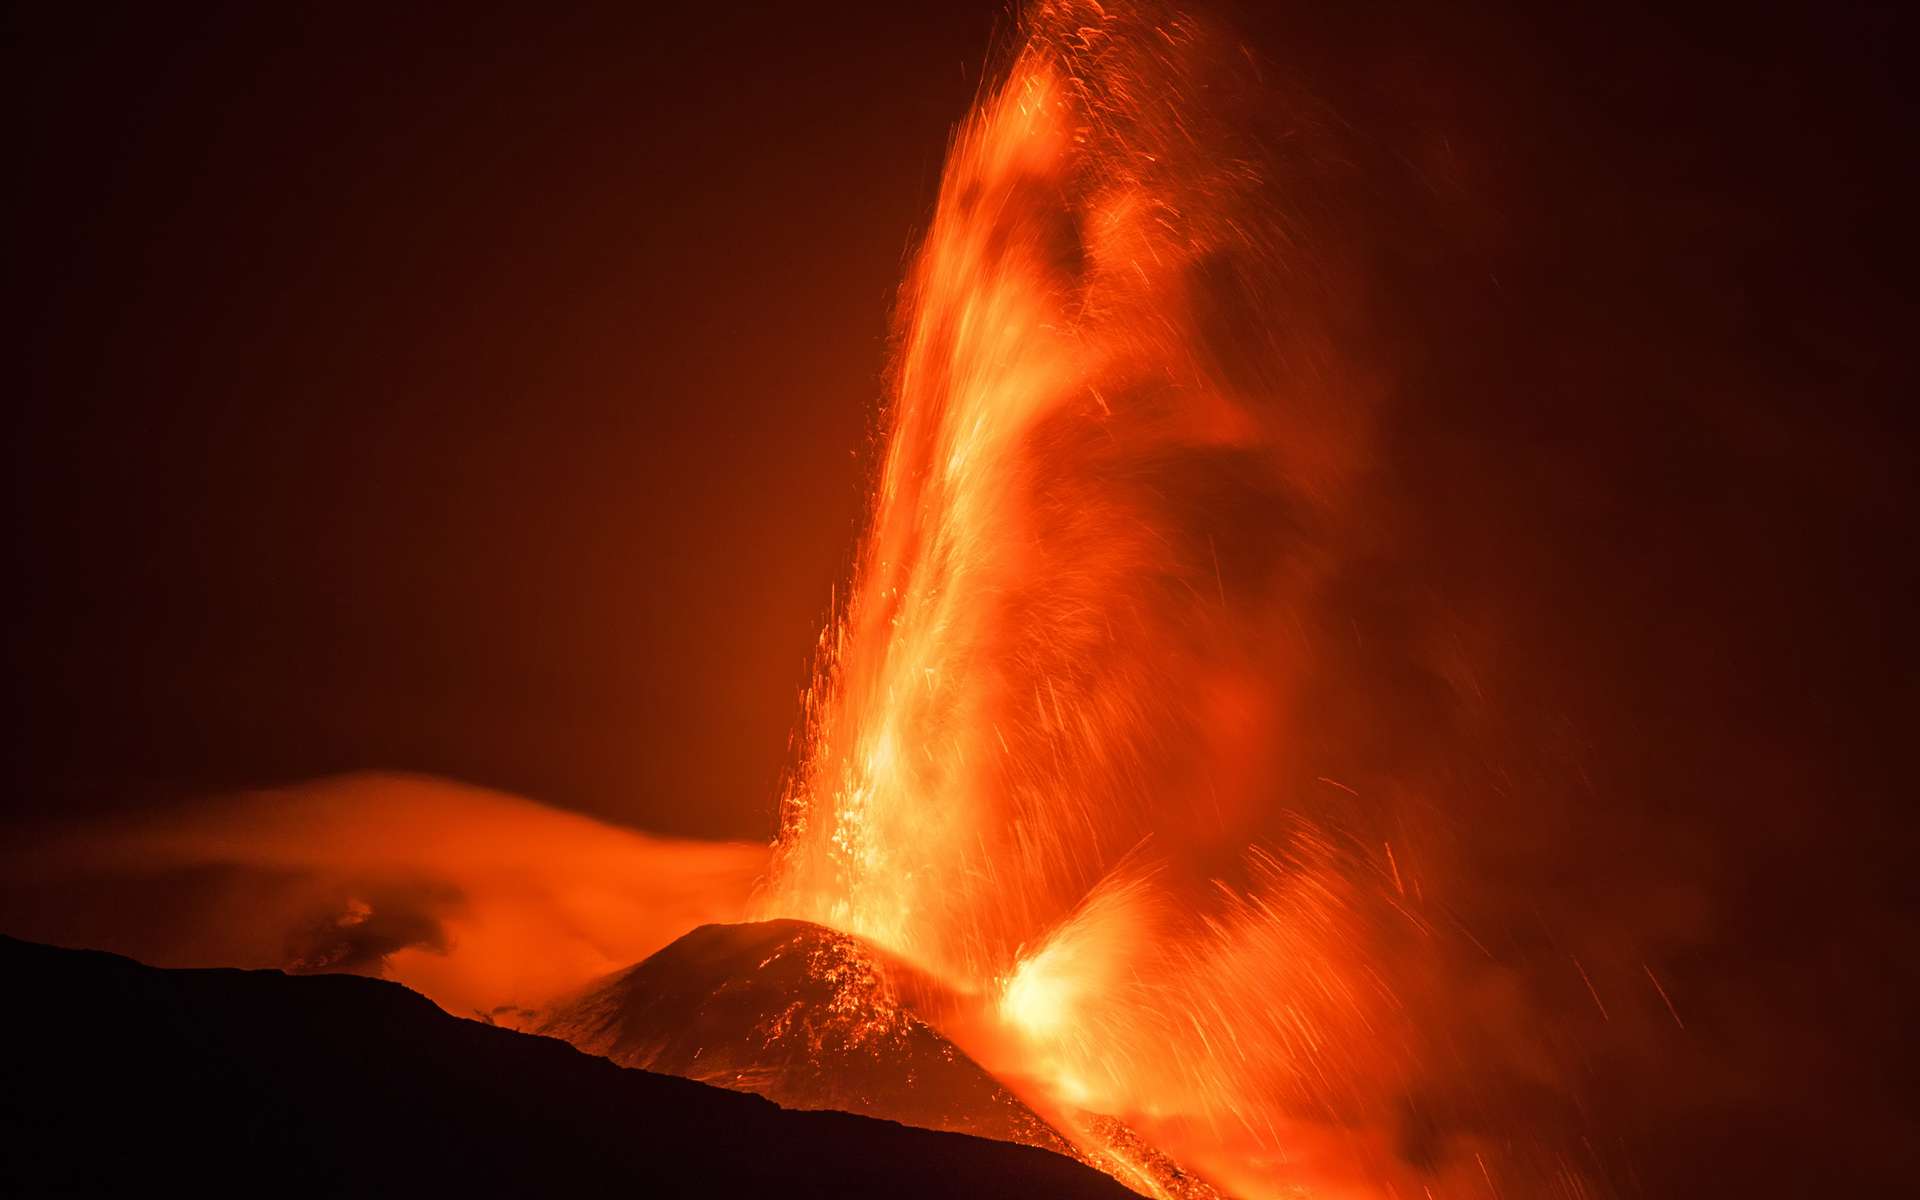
[756,3,1594,1196]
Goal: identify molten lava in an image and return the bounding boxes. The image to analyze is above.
[752,3,1450,1194]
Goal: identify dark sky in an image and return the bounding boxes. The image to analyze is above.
[8,2,1000,840]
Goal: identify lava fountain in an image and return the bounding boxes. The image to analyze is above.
[753,3,1473,1195]
[0,4,1630,1194]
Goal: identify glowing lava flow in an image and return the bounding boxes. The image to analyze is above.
[756,3,1431,1195]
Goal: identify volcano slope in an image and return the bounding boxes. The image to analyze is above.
[540,919,1223,1199]
[0,935,1134,1197]
[537,918,1066,1150]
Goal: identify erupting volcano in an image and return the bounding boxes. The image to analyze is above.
[3,4,1547,1196]
[10,0,1908,1195]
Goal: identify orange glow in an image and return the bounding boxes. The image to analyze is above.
[751,2,1439,1193]
[999,943,1076,1042]
[28,772,767,1017]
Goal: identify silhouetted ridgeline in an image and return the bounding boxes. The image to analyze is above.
[0,936,1135,1197]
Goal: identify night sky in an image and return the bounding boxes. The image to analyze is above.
[5,1,1914,1192]
[9,3,999,840]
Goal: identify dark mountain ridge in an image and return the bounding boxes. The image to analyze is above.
[0,934,1136,1197]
